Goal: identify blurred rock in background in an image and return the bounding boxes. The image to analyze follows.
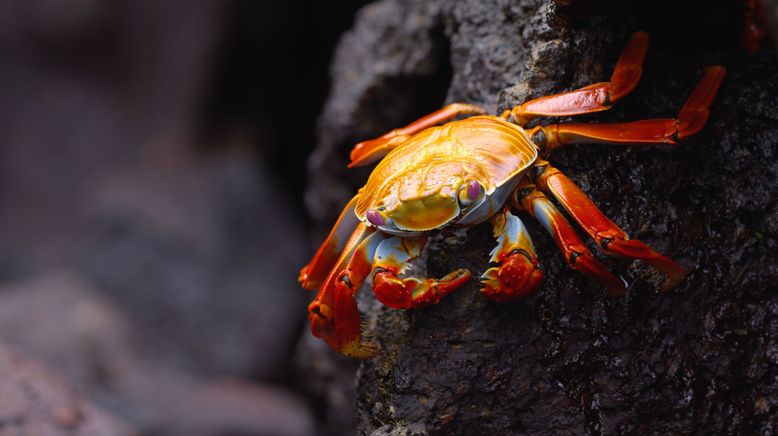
[0,339,133,435]
[0,0,370,434]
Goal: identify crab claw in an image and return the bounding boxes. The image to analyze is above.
[308,271,380,358]
[480,209,544,301]
[373,268,471,309]
[308,223,381,358]
[601,237,687,291]
[481,250,544,302]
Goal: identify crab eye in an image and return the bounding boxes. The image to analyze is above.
[467,180,483,200]
[366,209,386,227]
[458,180,483,206]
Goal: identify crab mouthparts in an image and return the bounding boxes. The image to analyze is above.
[388,196,461,231]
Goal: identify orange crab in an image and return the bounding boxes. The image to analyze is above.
[300,32,725,357]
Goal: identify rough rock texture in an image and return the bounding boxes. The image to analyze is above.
[0,340,133,435]
[303,0,778,434]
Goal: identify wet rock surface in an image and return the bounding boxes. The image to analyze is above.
[304,0,778,434]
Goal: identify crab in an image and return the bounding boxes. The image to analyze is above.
[299,32,725,357]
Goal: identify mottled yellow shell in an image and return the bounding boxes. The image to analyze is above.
[355,115,538,230]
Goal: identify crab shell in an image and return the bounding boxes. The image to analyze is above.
[354,115,538,234]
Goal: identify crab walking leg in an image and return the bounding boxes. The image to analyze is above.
[480,208,544,301]
[676,66,727,139]
[526,66,726,153]
[348,103,486,167]
[517,187,625,296]
[308,224,383,357]
[299,196,361,290]
[370,237,471,309]
[533,163,686,291]
[505,32,649,126]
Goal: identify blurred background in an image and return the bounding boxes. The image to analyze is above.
[0,1,370,435]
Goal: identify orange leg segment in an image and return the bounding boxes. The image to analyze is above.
[348,103,486,167]
[299,196,361,290]
[527,66,726,152]
[533,163,687,291]
[517,186,625,296]
[676,66,727,140]
[506,32,649,125]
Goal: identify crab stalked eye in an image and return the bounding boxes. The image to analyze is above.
[467,180,483,200]
[458,180,484,207]
[366,209,386,227]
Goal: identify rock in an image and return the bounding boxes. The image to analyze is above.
[304,0,778,434]
[0,0,225,280]
[159,378,316,436]
[295,328,362,436]
[79,153,307,377]
[0,271,135,395]
[0,0,310,380]
[0,271,316,436]
[0,340,133,435]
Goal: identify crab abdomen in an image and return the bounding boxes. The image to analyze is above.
[355,115,538,228]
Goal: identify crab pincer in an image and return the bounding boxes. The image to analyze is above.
[481,208,544,302]
[371,237,471,309]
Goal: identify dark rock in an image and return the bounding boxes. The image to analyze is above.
[304,0,778,434]
[0,2,323,434]
[0,339,133,435]
[0,0,225,279]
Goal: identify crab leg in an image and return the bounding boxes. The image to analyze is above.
[371,237,471,309]
[527,66,726,153]
[308,224,383,358]
[480,208,544,301]
[348,103,486,167]
[516,184,626,296]
[299,196,361,290]
[533,162,686,291]
[505,32,649,126]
